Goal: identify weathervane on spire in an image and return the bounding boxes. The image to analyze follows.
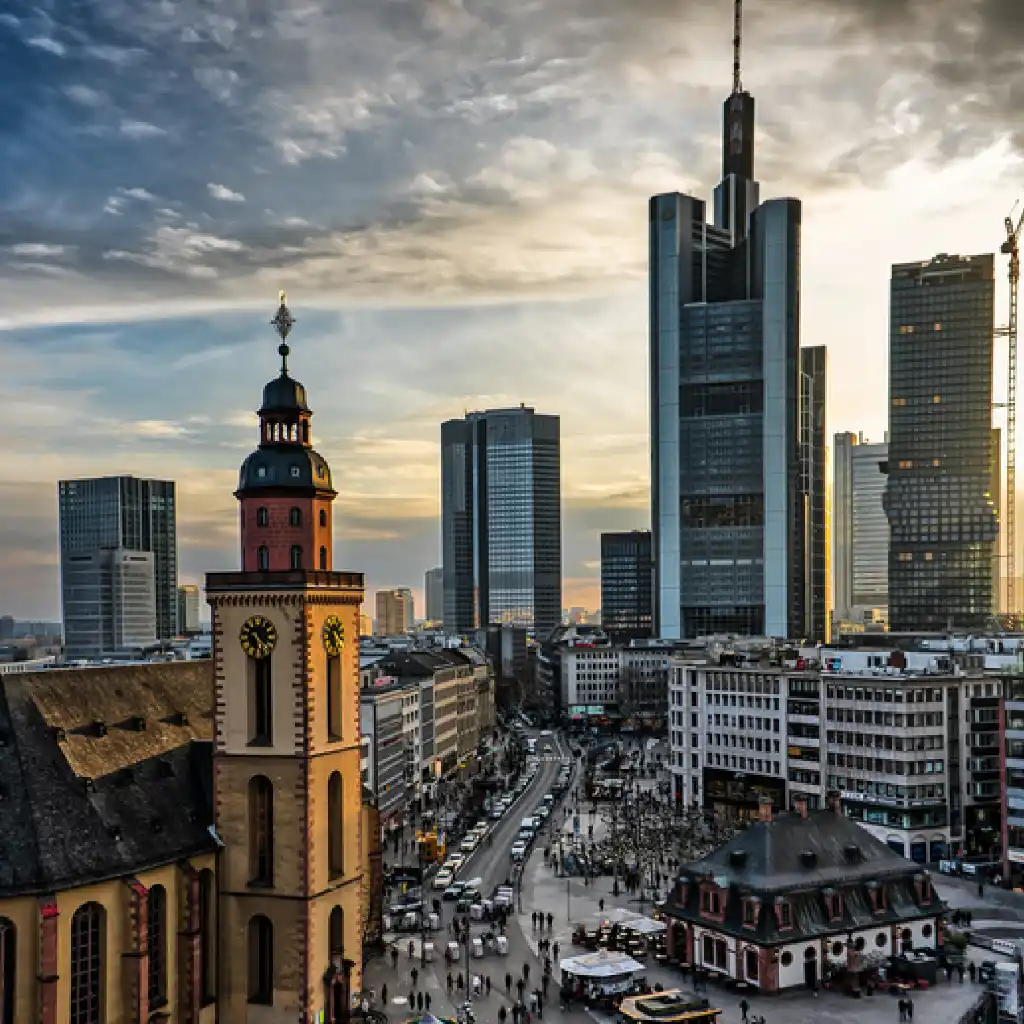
[271,290,296,374]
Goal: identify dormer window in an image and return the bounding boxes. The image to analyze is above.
[290,465,301,478]
[776,900,792,930]
[742,897,759,929]
[701,889,721,915]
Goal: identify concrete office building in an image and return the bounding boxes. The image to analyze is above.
[425,566,444,623]
[177,583,201,635]
[885,254,998,632]
[833,433,889,627]
[650,36,824,640]
[59,475,178,656]
[375,588,412,636]
[600,530,654,642]
[441,406,561,637]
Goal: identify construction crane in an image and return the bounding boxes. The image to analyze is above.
[1002,203,1024,621]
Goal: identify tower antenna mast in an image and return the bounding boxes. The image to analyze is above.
[1002,203,1024,621]
[733,0,743,94]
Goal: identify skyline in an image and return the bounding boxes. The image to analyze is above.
[2,0,1023,619]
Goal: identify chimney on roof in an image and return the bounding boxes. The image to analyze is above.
[758,794,773,823]
[793,796,808,820]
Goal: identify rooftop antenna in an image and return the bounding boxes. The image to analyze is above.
[733,0,743,94]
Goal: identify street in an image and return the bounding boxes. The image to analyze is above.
[364,730,1005,1024]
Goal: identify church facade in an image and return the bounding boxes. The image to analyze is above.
[0,296,374,1023]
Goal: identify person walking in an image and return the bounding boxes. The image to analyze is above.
[969,961,977,983]
[486,976,492,995]
[740,997,749,1022]
[505,971,513,994]
[523,962,531,982]
[425,992,432,1012]
[898,998,906,1022]
[416,991,423,1013]
[381,983,388,1007]
[411,967,419,988]
[546,912,553,930]
[908,997,915,1020]
[447,972,453,992]
[499,1007,507,1023]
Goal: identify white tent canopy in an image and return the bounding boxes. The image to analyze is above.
[560,950,646,979]
[585,910,667,935]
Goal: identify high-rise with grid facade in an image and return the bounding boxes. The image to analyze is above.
[441,406,561,638]
[885,254,998,631]
[58,475,178,657]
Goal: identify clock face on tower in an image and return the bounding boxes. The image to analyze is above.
[240,615,277,659]
[322,615,345,657]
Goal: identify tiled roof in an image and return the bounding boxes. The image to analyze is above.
[663,809,944,944]
[0,661,216,896]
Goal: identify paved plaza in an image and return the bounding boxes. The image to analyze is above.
[364,736,1010,1024]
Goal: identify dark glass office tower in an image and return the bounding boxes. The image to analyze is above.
[885,254,998,631]
[600,531,654,641]
[441,407,561,638]
[649,9,826,641]
[59,476,179,652]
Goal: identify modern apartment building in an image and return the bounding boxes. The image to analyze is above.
[600,530,654,641]
[885,254,998,631]
[441,406,561,637]
[649,62,825,640]
[833,433,889,627]
[669,639,1011,865]
[425,566,444,623]
[58,475,178,656]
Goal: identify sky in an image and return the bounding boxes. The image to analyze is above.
[2,0,1023,621]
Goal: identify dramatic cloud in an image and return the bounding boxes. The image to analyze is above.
[0,0,1021,618]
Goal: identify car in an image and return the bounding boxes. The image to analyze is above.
[433,869,454,890]
[460,838,477,853]
[443,883,466,901]
[540,729,553,737]
[490,807,503,820]
[510,842,527,861]
[448,854,465,872]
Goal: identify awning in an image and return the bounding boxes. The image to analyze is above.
[560,949,646,979]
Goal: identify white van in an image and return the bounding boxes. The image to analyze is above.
[433,869,454,890]
[521,816,537,831]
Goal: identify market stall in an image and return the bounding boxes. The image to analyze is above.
[560,949,646,1006]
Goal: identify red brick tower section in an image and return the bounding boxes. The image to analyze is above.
[236,293,337,574]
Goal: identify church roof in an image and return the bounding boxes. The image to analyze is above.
[259,372,310,414]
[236,445,334,496]
[0,661,217,896]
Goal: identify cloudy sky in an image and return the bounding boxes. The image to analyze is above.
[1,0,1022,621]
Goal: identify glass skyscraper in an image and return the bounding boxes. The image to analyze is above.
[885,254,998,631]
[58,475,178,656]
[441,407,561,638]
[833,433,889,626]
[600,530,653,641]
[650,66,824,640]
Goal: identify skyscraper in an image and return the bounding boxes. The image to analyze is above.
[600,530,654,641]
[650,7,822,640]
[425,566,444,623]
[833,433,889,626]
[59,475,178,657]
[441,406,561,637]
[800,345,829,641]
[177,583,202,634]
[374,589,411,635]
[885,254,998,631]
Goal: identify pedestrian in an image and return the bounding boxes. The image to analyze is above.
[417,991,423,1012]
[542,974,550,996]
[908,997,915,1020]
[553,942,560,960]
[457,973,464,991]
[740,997,750,1022]
[447,972,454,992]
[411,967,419,988]
[391,946,399,969]
[532,911,537,929]
[408,991,414,1008]
[425,992,432,1011]
[506,970,513,993]
[499,1007,507,1023]
[969,961,977,983]
[958,963,965,983]
[523,962,531,982]
[517,977,526,997]
[599,898,605,912]
[486,975,492,995]
[899,998,906,1023]
[546,912,553,930]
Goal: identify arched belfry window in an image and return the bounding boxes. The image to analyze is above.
[0,918,15,1024]
[302,421,310,444]
[290,545,303,570]
[247,916,274,1005]
[248,776,274,885]
[70,902,104,1024]
[248,653,272,745]
[328,772,344,878]
[319,508,327,528]
[257,546,269,571]
[147,885,167,1006]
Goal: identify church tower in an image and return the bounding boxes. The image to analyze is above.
[207,295,365,1023]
